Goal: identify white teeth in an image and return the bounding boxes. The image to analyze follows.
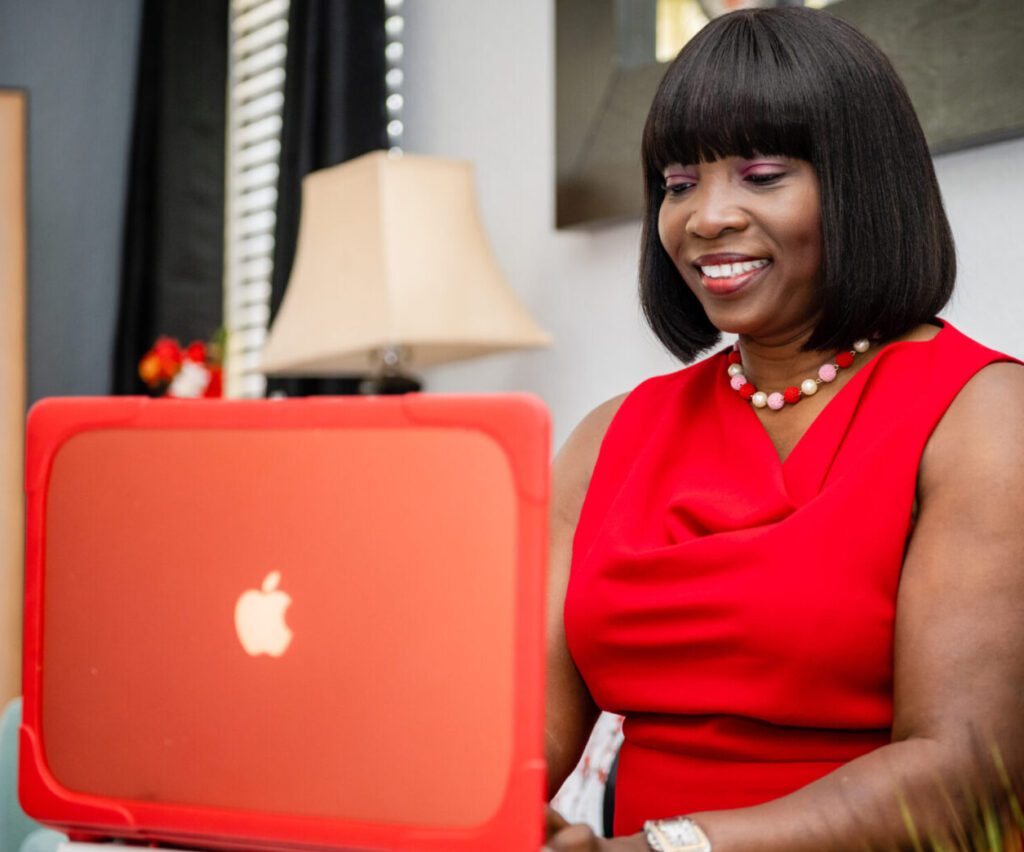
[699,259,769,278]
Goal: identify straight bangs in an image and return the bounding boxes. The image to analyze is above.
[642,14,818,180]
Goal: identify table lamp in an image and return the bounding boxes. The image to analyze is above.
[259,151,551,393]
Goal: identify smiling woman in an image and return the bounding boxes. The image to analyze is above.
[543,7,1024,852]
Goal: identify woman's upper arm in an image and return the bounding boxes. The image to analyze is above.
[892,362,1024,772]
[545,393,627,798]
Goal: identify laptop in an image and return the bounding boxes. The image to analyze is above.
[20,394,549,851]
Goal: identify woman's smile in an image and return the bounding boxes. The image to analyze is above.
[693,253,773,295]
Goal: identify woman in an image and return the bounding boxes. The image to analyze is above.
[544,7,1024,851]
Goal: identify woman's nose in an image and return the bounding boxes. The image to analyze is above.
[684,187,748,239]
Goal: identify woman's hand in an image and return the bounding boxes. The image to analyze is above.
[544,806,648,852]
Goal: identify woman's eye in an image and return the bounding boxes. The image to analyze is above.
[746,172,785,186]
[663,179,694,195]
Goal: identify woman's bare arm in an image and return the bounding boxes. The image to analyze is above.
[546,395,627,799]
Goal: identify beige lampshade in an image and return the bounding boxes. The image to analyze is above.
[260,151,551,376]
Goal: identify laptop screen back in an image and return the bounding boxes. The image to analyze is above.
[22,396,547,850]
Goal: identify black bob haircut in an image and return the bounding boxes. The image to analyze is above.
[639,7,956,363]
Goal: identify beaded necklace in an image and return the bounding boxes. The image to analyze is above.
[727,338,871,410]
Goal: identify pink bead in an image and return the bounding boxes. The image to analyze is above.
[818,363,838,382]
[729,374,747,391]
[767,392,785,410]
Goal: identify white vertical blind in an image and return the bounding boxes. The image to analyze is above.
[224,0,290,398]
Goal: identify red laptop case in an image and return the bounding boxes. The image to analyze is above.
[20,395,548,851]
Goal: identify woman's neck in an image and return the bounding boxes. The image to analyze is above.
[736,327,835,391]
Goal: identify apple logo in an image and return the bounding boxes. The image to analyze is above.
[234,571,293,657]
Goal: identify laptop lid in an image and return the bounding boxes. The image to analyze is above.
[21,395,548,851]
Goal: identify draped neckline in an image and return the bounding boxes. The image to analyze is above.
[720,320,950,503]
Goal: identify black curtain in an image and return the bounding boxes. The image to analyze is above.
[112,0,228,394]
[267,0,388,397]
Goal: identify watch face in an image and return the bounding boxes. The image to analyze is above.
[665,821,701,844]
[645,818,711,852]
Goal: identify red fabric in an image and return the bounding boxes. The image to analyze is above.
[563,322,1015,836]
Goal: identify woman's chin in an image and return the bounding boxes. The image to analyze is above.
[711,314,823,348]
[700,294,821,343]
[701,304,766,338]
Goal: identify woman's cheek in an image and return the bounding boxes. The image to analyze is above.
[657,204,681,263]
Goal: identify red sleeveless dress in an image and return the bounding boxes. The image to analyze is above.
[563,322,1015,836]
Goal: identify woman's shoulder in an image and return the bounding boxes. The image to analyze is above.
[550,393,629,529]
[608,354,723,423]
[553,355,723,512]
[919,354,1024,498]
[873,322,1019,419]
[556,364,700,461]
[555,393,629,475]
[927,320,1019,367]
[929,358,1024,445]
[920,322,1022,407]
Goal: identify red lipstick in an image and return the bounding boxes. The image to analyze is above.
[693,255,772,296]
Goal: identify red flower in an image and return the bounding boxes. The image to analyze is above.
[149,337,183,381]
[185,341,207,364]
[152,336,181,362]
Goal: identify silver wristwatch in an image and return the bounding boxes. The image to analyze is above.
[642,816,712,852]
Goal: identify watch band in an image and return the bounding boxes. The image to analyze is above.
[642,816,712,852]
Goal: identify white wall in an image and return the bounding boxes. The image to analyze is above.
[934,139,1024,357]
[402,1,1024,450]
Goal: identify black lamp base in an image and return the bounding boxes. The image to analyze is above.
[358,372,422,395]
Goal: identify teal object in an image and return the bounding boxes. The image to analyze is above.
[19,828,64,852]
[0,698,65,852]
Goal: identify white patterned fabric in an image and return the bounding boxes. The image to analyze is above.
[551,712,625,837]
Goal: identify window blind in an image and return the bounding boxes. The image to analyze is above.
[224,0,290,398]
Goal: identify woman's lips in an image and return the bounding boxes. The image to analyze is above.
[698,261,772,295]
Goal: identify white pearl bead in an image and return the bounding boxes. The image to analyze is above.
[853,338,870,353]
[727,363,744,377]
[800,379,818,396]
[751,391,768,408]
